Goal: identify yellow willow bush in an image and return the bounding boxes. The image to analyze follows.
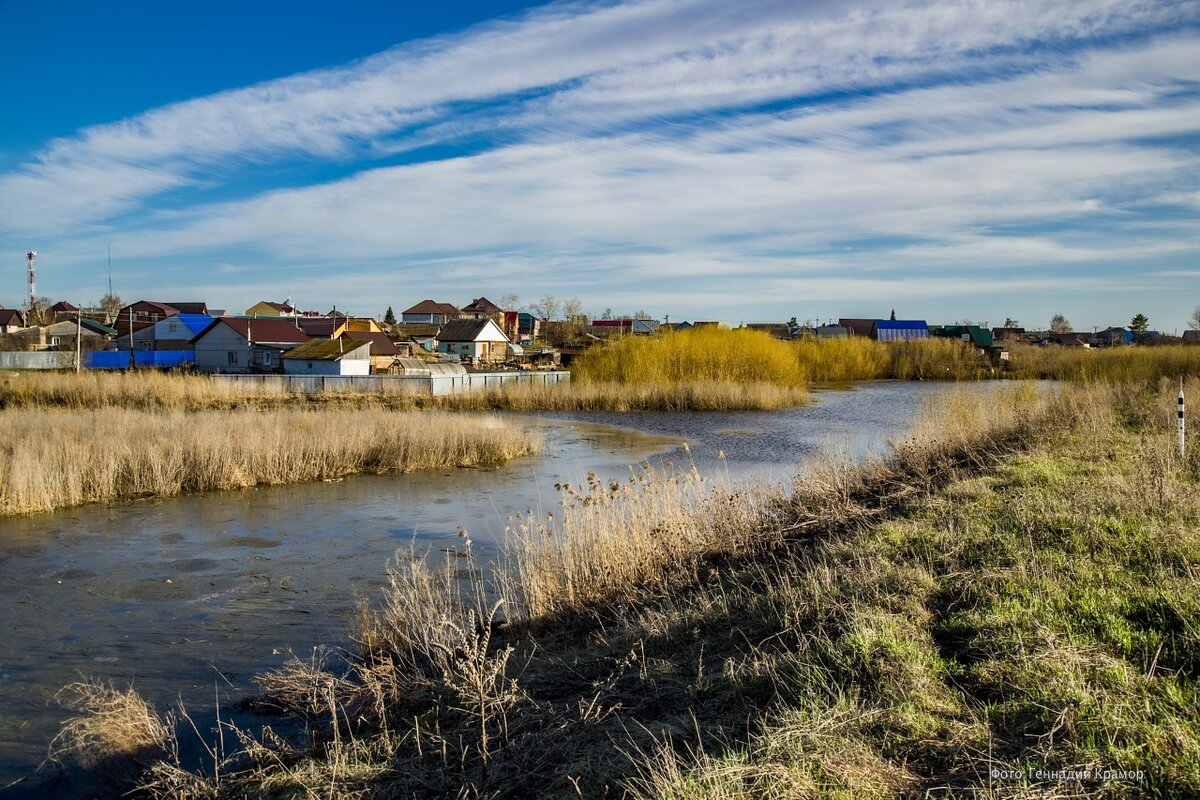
[0,409,539,515]
[571,327,806,386]
[791,336,892,382]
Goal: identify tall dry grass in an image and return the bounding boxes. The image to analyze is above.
[0,370,290,411]
[432,380,808,411]
[499,382,1055,621]
[1006,342,1200,381]
[0,409,539,516]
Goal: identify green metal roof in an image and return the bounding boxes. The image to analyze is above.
[282,338,369,360]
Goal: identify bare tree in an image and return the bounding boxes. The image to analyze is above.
[27,297,52,326]
[99,293,123,317]
[499,293,521,312]
[600,307,613,320]
[1049,313,1072,333]
[562,298,585,323]
[1190,305,1200,330]
[531,295,560,321]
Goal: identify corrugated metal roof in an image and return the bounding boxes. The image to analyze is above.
[874,320,928,330]
[341,331,398,355]
[439,318,508,342]
[283,338,370,360]
[174,314,213,335]
[193,317,310,345]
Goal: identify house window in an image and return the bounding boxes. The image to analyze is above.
[168,321,177,333]
[263,352,272,366]
[228,352,239,366]
[307,362,314,369]
[50,336,60,346]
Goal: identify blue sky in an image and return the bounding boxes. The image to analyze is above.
[2,0,1199,331]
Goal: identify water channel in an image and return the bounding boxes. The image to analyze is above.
[0,381,970,795]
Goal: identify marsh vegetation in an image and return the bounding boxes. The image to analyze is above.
[51,378,1200,797]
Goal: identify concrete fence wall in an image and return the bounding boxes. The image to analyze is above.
[212,370,570,395]
[0,351,75,370]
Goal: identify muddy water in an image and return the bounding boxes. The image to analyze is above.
[0,383,972,794]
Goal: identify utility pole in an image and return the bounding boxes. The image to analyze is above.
[25,251,37,319]
[128,308,136,370]
[75,307,82,374]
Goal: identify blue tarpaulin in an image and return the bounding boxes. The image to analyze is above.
[87,351,194,369]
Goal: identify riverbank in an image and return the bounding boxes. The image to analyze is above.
[0,408,539,516]
[52,378,1200,797]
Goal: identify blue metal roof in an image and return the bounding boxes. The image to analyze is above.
[873,319,928,329]
[174,314,214,335]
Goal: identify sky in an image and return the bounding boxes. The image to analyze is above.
[1,0,1198,331]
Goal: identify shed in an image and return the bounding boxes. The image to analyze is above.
[340,330,399,373]
[283,338,371,375]
[872,320,930,342]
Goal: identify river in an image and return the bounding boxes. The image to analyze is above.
[0,381,965,796]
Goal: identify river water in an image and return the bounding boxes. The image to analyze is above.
[0,382,965,795]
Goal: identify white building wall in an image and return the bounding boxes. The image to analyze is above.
[193,324,252,373]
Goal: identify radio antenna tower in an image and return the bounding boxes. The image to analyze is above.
[26,250,37,313]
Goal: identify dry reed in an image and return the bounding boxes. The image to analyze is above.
[51,680,174,772]
[0,409,539,516]
[431,380,808,411]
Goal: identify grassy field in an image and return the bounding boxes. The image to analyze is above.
[0,408,539,516]
[50,378,1200,797]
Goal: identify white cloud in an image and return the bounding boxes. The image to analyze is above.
[2,0,1199,325]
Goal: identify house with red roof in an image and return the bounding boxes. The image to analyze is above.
[401,300,461,325]
[191,317,310,373]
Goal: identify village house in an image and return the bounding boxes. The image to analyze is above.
[49,301,79,322]
[0,309,27,334]
[436,318,510,364]
[115,313,213,352]
[10,318,115,351]
[245,300,299,317]
[741,322,794,340]
[589,318,662,336]
[460,297,504,323]
[113,301,209,338]
[1090,327,1133,347]
[392,323,440,352]
[502,311,542,343]
[402,300,461,325]
[282,338,371,376]
[991,326,1026,342]
[191,317,310,373]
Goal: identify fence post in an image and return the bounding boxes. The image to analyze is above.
[1180,378,1186,460]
